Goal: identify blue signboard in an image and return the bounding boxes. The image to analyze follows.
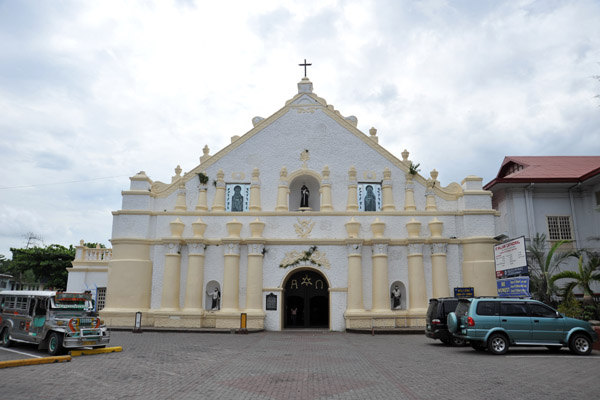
[497,277,530,297]
[454,287,474,298]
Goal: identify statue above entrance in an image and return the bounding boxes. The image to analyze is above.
[300,185,310,208]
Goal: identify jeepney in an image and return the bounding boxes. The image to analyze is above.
[0,290,110,355]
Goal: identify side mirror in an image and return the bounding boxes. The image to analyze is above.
[555,311,562,318]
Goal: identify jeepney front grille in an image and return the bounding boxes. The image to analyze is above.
[78,318,95,327]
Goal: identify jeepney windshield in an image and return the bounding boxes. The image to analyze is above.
[50,293,93,311]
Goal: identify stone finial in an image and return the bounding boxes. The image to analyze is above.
[430,169,439,181]
[172,165,182,182]
[280,166,288,179]
[216,169,224,182]
[401,149,410,164]
[79,239,85,246]
[428,217,443,238]
[192,217,207,239]
[322,165,330,180]
[345,217,361,239]
[170,218,185,238]
[249,218,265,238]
[226,218,243,238]
[383,167,391,180]
[252,168,260,181]
[406,218,421,238]
[371,218,386,239]
[231,135,240,143]
[348,166,357,181]
[200,145,211,163]
[369,127,379,143]
[298,76,313,94]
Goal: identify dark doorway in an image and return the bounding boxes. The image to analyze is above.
[284,269,329,329]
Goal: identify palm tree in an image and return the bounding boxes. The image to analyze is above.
[527,233,576,305]
[551,252,600,307]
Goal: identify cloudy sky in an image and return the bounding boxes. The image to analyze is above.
[1,0,599,258]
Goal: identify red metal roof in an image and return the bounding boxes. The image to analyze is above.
[484,156,600,189]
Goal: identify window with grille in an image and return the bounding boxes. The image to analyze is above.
[96,287,107,311]
[547,216,573,243]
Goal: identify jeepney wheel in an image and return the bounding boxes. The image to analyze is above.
[48,332,65,355]
[1,328,14,347]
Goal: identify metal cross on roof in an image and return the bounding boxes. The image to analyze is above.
[299,59,312,77]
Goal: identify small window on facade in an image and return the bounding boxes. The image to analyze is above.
[96,287,107,311]
[225,183,250,212]
[595,191,600,206]
[358,183,382,211]
[547,216,574,248]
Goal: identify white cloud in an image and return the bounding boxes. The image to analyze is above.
[0,0,599,257]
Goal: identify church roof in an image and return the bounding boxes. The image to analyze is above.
[483,156,600,189]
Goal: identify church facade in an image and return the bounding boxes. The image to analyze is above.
[100,77,499,331]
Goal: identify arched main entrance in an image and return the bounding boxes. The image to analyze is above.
[284,269,329,329]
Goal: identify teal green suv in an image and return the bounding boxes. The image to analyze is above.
[447,297,598,355]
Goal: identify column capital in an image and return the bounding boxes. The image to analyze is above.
[164,241,182,255]
[408,243,423,255]
[372,242,389,255]
[222,239,240,255]
[187,241,206,255]
[345,241,363,256]
[431,242,448,254]
[247,243,265,255]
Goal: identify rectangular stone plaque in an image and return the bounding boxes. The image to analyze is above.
[266,293,277,310]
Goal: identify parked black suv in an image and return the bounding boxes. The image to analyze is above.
[425,298,466,346]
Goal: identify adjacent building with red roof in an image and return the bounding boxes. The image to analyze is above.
[484,155,600,255]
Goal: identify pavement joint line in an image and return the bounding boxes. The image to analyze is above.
[0,347,43,358]
[0,355,71,369]
[69,346,123,356]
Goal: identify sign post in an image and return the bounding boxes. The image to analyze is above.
[494,236,528,278]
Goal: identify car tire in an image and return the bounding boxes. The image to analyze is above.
[452,336,467,347]
[569,333,592,356]
[1,328,14,348]
[48,332,64,356]
[471,342,486,351]
[487,334,509,355]
[545,345,562,352]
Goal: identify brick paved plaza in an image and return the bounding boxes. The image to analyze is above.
[1,331,599,399]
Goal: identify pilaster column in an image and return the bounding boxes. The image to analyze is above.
[345,217,364,312]
[404,174,416,211]
[245,218,265,312]
[196,186,208,211]
[183,242,205,310]
[249,168,262,212]
[462,238,498,296]
[382,167,396,211]
[320,165,333,211]
[346,166,358,211]
[174,183,187,211]
[161,218,185,310]
[161,241,182,310]
[425,187,437,211]
[346,241,365,311]
[246,242,265,312]
[371,218,389,311]
[431,243,450,298]
[275,167,289,212]
[407,243,428,313]
[212,169,226,212]
[221,219,242,311]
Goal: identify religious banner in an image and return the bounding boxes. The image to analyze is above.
[225,183,250,212]
[357,183,382,211]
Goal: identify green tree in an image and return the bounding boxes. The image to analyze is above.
[527,233,576,305]
[9,244,76,290]
[551,252,600,307]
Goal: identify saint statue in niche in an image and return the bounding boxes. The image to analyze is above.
[207,287,221,310]
[391,285,402,309]
[231,185,244,212]
[364,185,376,211]
[300,185,310,208]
